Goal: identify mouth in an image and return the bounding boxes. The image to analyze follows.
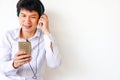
[23,25,32,29]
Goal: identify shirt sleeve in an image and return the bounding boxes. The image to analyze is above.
[0,32,18,75]
[44,34,61,68]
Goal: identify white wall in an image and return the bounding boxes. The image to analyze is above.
[0,0,120,80]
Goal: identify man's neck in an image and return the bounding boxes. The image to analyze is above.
[20,29,36,39]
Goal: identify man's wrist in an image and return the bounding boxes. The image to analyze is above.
[44,30,50,35]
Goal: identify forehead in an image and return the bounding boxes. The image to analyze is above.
[20,9,39,16]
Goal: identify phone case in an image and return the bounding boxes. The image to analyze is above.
[18,42,31,54]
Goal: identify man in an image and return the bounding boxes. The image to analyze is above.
[0,0,61,80]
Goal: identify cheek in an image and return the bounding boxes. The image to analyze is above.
[19,18,24,25]
[33,20,39,26]
[19,21,24,27]
[19,20,22,25]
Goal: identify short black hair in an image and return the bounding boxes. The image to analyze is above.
[16,0,45,18]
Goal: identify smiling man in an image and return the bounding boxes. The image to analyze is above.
[0,0,61,80]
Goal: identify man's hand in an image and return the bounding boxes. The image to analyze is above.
[38,13,50,35]
[13,51,32,69]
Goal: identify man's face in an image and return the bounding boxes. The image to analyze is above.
[18,9,39,32]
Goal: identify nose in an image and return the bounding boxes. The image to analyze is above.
[25,16,31,24]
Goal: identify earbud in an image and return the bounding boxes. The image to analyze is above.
[17,12,18,16]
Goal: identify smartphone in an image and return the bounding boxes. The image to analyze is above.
[18,42,31,54]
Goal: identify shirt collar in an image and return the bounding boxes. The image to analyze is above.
[13,27,41,40]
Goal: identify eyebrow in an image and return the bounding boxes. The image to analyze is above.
[20,13,38,16]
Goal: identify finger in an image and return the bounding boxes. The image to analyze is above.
[15,54,31,60]
[15,51,28,56]
[39,18,44,22]
[41,13,48,18]
[40,14,48,20]
[15,57,31,63]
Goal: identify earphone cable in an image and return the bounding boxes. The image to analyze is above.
[27,29,41,79]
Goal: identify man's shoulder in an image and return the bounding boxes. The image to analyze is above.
[4,28,20,38]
